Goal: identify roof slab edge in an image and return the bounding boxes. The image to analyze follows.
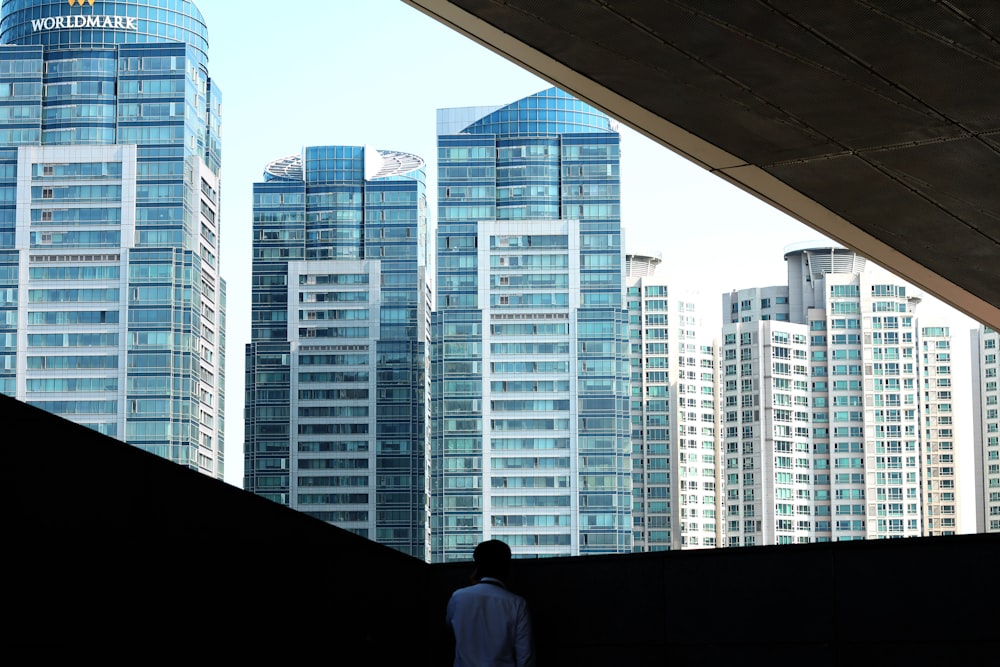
[401,0,999,329]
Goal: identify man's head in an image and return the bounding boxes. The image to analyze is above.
[473,539,512,580]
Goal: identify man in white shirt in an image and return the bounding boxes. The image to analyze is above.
[445,540,535,667]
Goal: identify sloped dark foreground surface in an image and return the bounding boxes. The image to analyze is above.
[2,394,430,661]
[4,394,998,663]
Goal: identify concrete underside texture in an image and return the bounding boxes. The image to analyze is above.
[403,0,1000,329]
[5,394,999,663]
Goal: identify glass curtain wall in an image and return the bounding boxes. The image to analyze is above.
[245,146,429,558]
[0,0,225,478]
[430,88,631,561]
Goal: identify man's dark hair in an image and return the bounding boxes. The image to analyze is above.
[473,539,512,579]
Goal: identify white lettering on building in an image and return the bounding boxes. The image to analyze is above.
[31,15,138,32]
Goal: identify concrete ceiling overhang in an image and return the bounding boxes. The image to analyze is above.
[403,0,1000,328]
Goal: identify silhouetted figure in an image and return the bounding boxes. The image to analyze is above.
[446,539,535,667]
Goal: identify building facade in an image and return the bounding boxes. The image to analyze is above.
[971,325,1000,533]
[918,323,959,536]
[429,88,632,561]
[720,314,814,546]
[626,253,720,551]
[722,245,935,544]
[244,146,429,558]
[0,0,225,477]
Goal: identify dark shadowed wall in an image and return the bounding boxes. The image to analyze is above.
[4,395,996,664]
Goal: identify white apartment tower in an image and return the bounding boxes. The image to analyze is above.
[971,326,1000,533]
[723,244,932,544]
[720,315,814,546]
[627,253,720,551]
[919,323,959,536]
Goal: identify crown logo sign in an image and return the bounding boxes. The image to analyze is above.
[67,0,96,6]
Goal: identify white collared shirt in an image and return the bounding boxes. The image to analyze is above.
[446,577,535,667]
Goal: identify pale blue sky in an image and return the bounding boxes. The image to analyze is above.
[195,1,978,529]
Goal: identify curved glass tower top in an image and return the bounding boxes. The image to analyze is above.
[0,0,210,64]
[461,87,617,136]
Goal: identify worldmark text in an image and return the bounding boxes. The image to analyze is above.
[31,16,138,31]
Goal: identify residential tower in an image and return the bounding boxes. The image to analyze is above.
[429,88,631,561]
[243,146,430,558]
[0,0,225,476]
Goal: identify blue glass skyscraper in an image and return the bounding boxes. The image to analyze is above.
[430,88,632,561]
[0,1,225,477]
[244,146,430,558]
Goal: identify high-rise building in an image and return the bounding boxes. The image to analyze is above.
[429,88,632,561]
[722,245,933,544]
[626,253,720,551]
[720,313,814,546]
[971,325,1000,533]
[0,0,225,477]
[919,322,959,536]
[244,146,430,558]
